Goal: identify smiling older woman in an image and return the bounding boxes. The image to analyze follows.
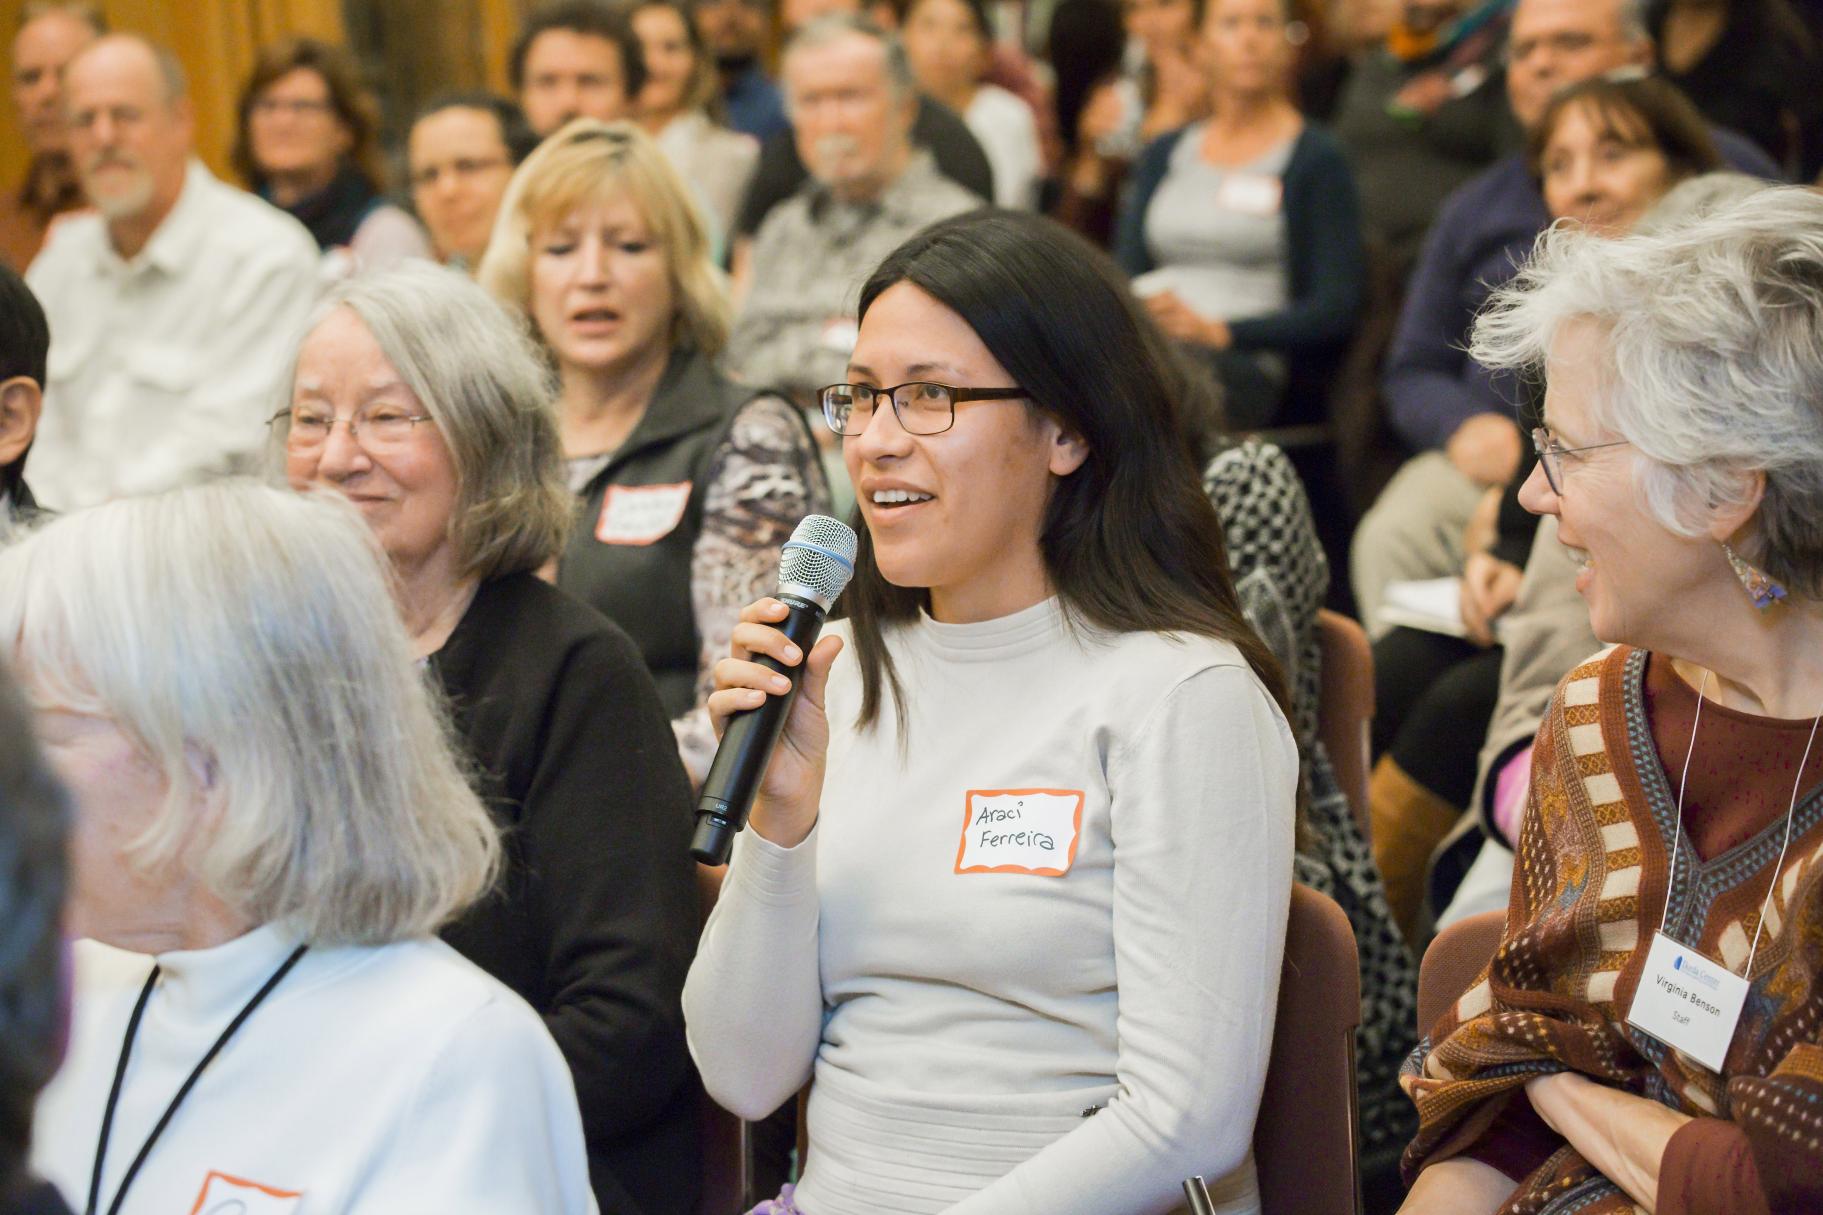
[10,482,592,1212]
[278,263,701,1213]
[1398,187,1823,1215]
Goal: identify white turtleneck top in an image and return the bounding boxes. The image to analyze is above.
[683,599,1299,1215]
[33,924,596,1214]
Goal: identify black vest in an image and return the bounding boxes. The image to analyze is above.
[557,348,792,716]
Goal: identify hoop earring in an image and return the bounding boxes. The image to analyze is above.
[1723,541,1787,612]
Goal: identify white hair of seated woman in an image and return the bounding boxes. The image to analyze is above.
[0,479,501,945]
[1472,185,1823,599]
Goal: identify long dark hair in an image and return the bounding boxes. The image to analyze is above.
[843,209,1291,733]
[1046,0,1125,157]
[0,665,68,1200]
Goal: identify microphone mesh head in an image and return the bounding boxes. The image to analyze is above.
[778,514,858,611]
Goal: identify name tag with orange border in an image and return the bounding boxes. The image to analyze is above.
[188,1171,303,1214]
[595,482,692,546]
[954,788,1084,876]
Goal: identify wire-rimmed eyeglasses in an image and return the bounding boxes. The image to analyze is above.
[819,382,1029,436]
[270,406,437,453]
[1531,426,1629,495]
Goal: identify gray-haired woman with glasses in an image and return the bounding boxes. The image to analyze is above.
[276,261,703,1214]
[1399,186,1823,1215]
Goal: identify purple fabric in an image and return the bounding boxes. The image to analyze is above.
[53,935,71,1068]
[1380,154,1539,454]
[1382,130,1779,456]
[744,1184,803,1214]
[1491,743,1532,847]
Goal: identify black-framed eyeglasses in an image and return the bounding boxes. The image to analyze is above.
[819,382,1029,436]
[1531,426,1629,496]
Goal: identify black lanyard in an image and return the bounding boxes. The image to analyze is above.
[85,944,308,1215]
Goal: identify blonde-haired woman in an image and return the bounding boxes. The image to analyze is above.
[279,262,702,1213]
[14,481,593,1212]
[481,119,827,782]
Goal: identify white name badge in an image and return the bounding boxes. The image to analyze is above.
[1625,930,1750,1072]
[595,481,692,546]
[1215,174,1283,217]
[954,788,1084,877]
[818,317,860,355]
[190,1170,304,1214]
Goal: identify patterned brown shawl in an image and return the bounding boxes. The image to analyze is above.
[1400,645,1823,1213]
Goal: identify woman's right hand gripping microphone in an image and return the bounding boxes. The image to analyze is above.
[694,515,857,863]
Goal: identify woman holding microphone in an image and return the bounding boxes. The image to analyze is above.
[684,209,1299,1215]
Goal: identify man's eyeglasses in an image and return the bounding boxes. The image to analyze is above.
[409,156,510,190]
[271,406,437,453]
[819,382,1028,436]
[1531,426,1629,495]
[252,96,335,119]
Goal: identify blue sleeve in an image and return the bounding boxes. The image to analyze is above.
[1114,130,1182,277]
[1226,128,1365,354]
[1380,188,1506,453]
[1711,124,1784,180]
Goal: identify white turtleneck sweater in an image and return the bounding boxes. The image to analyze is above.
[33,924,596,1214]
[684,600,1299,1215]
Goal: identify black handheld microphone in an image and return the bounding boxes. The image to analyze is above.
[690,514,858,865]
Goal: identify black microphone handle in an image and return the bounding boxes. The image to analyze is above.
[690,593,828,865]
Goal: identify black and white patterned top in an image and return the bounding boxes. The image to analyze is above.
[1202,439,1327,746]
[1203,438,1420,1162]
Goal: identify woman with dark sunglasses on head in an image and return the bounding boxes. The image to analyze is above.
[684,209,1299,1215]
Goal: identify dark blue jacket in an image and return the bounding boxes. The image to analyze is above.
[722,62,788,143]
[1382,128,1780,453]
[1115,122,1366,357]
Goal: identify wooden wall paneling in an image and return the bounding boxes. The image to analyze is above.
[1,0,37,187]
[346,0,532,178]
[0,0,377,198]
[0,0,527,203]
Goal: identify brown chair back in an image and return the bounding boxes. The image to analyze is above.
[1331,235,1409,517]
[1253,883,1362,1215]
[1315,609,1374,842]
[1415,909,1506,1038]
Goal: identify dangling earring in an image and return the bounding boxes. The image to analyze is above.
[1723,542,1787,611]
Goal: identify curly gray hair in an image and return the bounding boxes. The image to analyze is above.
[1471,186,1823,596]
